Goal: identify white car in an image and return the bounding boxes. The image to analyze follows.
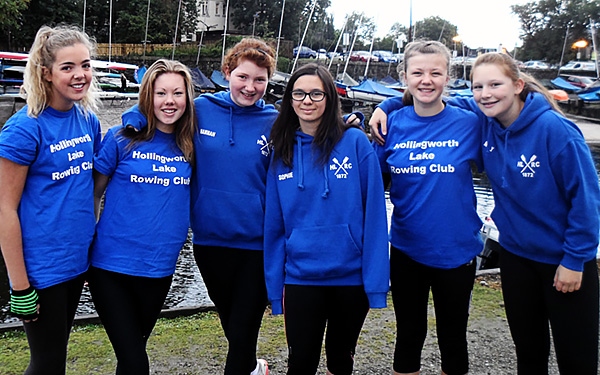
[559,61,597,72]
[479,217,501,270]
[522,60,550,69]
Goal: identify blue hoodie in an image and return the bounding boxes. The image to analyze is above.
[121,91,279,250]
[379,94,600,271]
[264,127,390,315]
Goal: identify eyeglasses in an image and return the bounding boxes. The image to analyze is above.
[291,90,327,102]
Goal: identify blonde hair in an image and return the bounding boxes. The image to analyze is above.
[400,40,451,105]
[471,52,563,114]
[221,38,276,78]
[21,24,100,117]
[125,59,196,164]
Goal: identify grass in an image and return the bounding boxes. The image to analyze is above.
[0,283,505,375]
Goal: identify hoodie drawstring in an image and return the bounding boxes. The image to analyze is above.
[228,108,235,145]
[296,136,304,190]
[322,165,330,198]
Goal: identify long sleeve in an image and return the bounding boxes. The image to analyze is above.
[263,163,287,315]
[359,149,390,308]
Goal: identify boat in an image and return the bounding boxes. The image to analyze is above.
[550,76,581,93]
[210,70,228,91]
[345,79,403,104]
[190,67,216,94]
[576,82,600,103]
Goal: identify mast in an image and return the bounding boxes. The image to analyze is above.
[291,0,317,73]
[275,0,287,64]
[329,17,347,70]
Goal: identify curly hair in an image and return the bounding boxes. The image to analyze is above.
[221,38,276,78]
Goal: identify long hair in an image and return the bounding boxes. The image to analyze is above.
[270,63,344,168]
[471,52,563,114]
[400,40,451,106]
[22,24,100,117]
[222,38,276,78]
[121,59,196,164]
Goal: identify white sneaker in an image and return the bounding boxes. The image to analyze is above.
[255,358,269,375]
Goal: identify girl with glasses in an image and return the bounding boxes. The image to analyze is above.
[265,63,390,375]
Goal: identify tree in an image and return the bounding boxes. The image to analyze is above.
[412,16,458,50]
[0,0,30,49]
[512,0,600,63]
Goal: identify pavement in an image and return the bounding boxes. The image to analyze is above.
[568,114,600,143]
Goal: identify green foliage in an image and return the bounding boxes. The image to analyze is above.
[412,16,459,50]
[0,0,29,33]
[512,0,600,63]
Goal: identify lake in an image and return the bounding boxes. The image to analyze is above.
[0,143,599,325]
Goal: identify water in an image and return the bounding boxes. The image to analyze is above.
[1,144,599,325]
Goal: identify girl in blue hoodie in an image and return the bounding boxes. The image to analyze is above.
[265,63,389,375]
[122,38,277,375]
[372,53,600,374]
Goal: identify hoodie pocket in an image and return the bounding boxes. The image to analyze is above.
[286,224,362,280]
[193,188,264,242]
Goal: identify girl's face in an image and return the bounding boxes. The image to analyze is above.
[405,52,449,112]
[225,59,269,107]
[291,75,327,135]
[153,72,187,134]
[471,63,524,127]
[43,43,92,111]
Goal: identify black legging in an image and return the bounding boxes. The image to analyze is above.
[194,245,268,375]
[390,247,476,375]
[23,274,85,375]
[87,266,172,375]
[500,247,599,374]
[283,284,369,375]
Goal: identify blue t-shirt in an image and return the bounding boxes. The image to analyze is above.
[0,105,101,289]
[374,105,483,269]
[91,126,191,277]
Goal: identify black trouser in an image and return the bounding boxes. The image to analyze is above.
[23,274,85,375]
[87,266,172,375]
[390,247,475,375]
[194,245,268,375]
[283,284,369,375]
[500,247,599,374]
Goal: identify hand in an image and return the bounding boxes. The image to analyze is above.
[553,265,582,293]
[368,107,388,145]
[345,113,360,125]
[10,285,39,322]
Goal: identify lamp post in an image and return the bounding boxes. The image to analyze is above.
[573,40,588,60]
[452,36,466,79]
[252,12,260,37]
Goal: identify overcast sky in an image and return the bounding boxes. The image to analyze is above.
[327,0,530,49]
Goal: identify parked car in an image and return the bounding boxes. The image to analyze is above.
[293,46,317,59]
[326,51,344,61]
[565,75,596,88]
[372,50,398,63]
[316,48,328,60]
[559,60,597,72]
[522,60,550,69]
[349,51,379,62]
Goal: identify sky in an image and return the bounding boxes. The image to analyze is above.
[328,0,531,49]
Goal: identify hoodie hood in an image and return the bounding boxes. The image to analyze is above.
[203,90,271,113]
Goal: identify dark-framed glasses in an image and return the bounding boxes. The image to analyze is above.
[291,90,327,102]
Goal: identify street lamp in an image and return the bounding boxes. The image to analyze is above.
[573,40,588,60]
[252,12,260,37]
[452,35,466,79]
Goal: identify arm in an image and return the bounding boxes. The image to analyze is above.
[121,104,148,131]
[552,139,600,291]
[369,98,404,145]
[93,170,110,220]
[360,150,390,309]
[0,158,39,321]
[263,165,287,315]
